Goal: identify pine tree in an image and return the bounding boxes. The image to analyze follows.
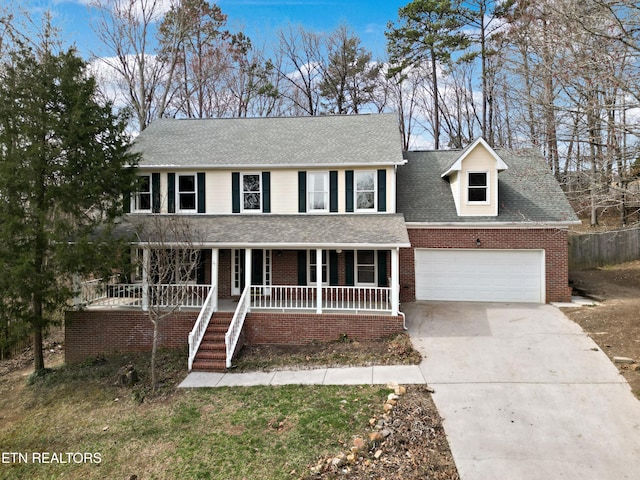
[0,36,138,373]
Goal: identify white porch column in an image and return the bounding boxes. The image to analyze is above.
[316,248,323,314]
[142,247,150,311]
[211,248,219,311]
[244,248,252,294]
[391,248,399,316]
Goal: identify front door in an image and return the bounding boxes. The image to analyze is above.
[232,249,271,295]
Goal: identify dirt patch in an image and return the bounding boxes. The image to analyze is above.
[0,327,65,377]
[307,385,458,480]
[233,333,421,372]
[566,260,640,398]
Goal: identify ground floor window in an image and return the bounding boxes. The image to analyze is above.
[356,250,376,285]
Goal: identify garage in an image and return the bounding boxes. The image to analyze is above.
[414,249,545,303]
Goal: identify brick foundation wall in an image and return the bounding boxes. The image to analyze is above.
[65,310,198,364]
[65,309,404,364]
[245,312,404,345]
[400,228,572,303]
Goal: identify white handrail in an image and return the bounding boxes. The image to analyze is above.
[225,284,251,368]
[188,285,217,371]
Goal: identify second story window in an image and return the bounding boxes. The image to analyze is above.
[355,171,376,210]
[308,172,329,212]
[178,174,197,211]
[134,175,151,212]
[467,171,488,203]
[242,173,261,211]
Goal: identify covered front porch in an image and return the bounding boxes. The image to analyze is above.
[75,214,410,371]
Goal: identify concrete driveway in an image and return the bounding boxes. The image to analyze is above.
[403,301,640,480]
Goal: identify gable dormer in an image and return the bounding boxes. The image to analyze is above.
[441,137,508,217]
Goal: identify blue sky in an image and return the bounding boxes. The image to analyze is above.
[39,0,408,59]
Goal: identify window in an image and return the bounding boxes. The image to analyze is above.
[355,171,376,210]
[242,173,261,211]
[309,250,328,284]
[134,175,151,212]
[467,172,488,203]
[308,172,329,212]
[178,174,196,211]
[356,250,376,285]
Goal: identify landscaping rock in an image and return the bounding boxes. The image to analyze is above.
[614,356,635,364]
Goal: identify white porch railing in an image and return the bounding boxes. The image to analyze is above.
[79,275,121,305]
[250,285,392,313]
[77,281,210,309]
[188,285,218,371]
[225,284,251,369]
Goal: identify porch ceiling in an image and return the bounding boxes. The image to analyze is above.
[119,214,411,248]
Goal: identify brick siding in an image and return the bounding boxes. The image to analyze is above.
[65,310,199,364]
[400,227,572,303]
[244,312,404,345]
[65,309,404,364]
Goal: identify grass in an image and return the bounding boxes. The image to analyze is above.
[0,350,393,480]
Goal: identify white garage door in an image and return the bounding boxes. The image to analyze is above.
[415,249,544,303]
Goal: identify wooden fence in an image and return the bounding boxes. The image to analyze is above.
[569,227,640,269]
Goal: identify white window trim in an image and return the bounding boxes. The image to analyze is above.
[241,172,262,213]
[308,171,329,213]
[355,250,377,286]
[176,172,198,213]
[466,170,490,205]
[355,170,377,212]
[308,250,328,285]
[132,174,152,213]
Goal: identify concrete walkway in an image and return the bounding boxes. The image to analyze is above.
[179,364,427,388]
[404,301,640,480]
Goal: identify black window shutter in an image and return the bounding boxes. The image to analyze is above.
[345,170,354,212]
[377,169,387,212]
[345,250,355,286]
[262,172,271,213]
[329,171,338,212]
[167,173,175,213]
[232,172,240,213]
[298,171,306,213]
[123,190,131,213]
[197,172,206,213]
[152,173,160,213]
[196,250,206,284]
[329,250,339,286]
[297,250,307,285]
[377,251,388,287]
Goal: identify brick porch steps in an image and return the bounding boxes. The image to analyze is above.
[191,312,234,373]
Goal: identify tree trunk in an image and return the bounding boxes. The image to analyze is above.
[431,52,440,150]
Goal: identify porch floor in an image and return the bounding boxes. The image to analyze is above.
[83,297,396,316]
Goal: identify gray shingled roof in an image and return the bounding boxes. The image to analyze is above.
[398,149,579,224]
[132,114,404,168]
[118,214,411,247]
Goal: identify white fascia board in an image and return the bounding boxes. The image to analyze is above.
[137,160,406,170]
[405,221,580,229]
[441,137,509,178]
[132,241,412,249]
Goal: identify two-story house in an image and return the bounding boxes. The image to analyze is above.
[66,114,579,372]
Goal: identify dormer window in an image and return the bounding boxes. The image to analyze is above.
[467,171,488,203]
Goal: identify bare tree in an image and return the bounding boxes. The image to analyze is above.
[274,24,324,115]
[131,215,204,393]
